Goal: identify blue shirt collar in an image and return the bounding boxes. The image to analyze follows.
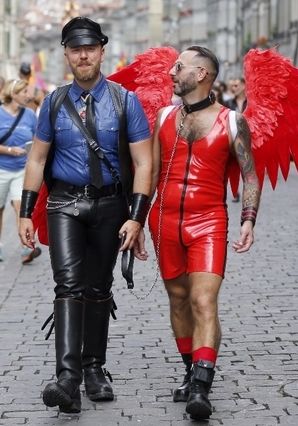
[70,75,107,102]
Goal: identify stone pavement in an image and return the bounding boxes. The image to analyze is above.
[0,165,297,426]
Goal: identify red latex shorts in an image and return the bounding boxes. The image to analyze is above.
[149,206,228,280]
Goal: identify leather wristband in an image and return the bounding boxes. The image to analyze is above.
[130,193,149,227]
[240,207,257,227]
[20,190,38,218]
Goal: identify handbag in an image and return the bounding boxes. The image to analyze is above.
[0,107,25,144]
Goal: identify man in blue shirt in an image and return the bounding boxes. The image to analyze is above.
[19,17,152,413]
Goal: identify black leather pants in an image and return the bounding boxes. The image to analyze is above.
[47,185,129,300]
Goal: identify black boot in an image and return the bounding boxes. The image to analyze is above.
[42,298,84,413]
[82,295,114,401]
[173,353,192,402]
[185,360,215,420]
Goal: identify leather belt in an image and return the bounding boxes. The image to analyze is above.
[53,179,122,199]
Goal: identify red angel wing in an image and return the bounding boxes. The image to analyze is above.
[108,46,178,131]
[243,48,298,188]
[32,46,178,245]
[32,182,49,245]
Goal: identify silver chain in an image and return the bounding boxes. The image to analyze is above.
[129,107,186,300]
[46,198,79,210]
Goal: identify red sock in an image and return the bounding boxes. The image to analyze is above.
[192,346,217,365]
[175,337,192,354]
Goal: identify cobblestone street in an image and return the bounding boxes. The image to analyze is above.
[0,165,297,426]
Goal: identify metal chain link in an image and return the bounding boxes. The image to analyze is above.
[46,198,80,210]
[129,107,186,300]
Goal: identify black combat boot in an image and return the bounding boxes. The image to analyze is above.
[173,353,192,402]
[82,294,114,401]
[42,298,84,413]
[185,360,215,420]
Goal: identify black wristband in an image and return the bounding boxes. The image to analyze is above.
[130,193,149,227]
[20,190,38,218]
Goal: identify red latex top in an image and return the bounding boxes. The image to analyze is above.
[156,106,231,214]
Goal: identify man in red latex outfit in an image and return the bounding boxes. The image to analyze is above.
[149,46,260,420]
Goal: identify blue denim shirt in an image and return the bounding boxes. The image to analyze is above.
[36,76,150,186]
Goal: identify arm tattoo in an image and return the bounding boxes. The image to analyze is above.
[233,114,261,226]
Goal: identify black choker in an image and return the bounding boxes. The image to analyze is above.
[183,92,215,114]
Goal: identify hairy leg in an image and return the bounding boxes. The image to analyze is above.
[189,272,222,351]
[164,273,193,338]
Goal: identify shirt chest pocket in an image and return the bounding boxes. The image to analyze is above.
[97,119,119,150]
[55,118,77,149]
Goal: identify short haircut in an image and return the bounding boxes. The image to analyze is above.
[186,45,219,80]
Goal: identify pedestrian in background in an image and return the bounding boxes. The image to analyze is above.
[0,79,41,263]
[149,46,260,420]
[226,77,247,202]
[19,16,152,413]
[225,77,247,113]
[19,62,45,114]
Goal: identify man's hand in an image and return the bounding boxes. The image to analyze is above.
[232,221,254,253]
[19,218,36,249]
[133,228,149,261]
[119,219,142,251]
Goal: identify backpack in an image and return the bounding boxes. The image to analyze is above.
[43,80,132,194]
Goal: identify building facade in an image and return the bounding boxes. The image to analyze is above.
[0,0,20,78]
[12,0,298,85]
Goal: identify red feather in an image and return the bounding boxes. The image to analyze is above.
[109,46,178,131]
[243,47,298,188]
[32,182,49,245]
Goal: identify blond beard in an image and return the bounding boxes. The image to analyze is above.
[71,62,101,83]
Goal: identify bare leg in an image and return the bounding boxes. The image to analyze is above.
[164,274,193,402]
[11,200,21,230]
[0,207,4,260]
[189,272,222,352]
[164,273,193,338]
[186,272,222,420]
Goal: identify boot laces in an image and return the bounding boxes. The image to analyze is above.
[190,379,208,395]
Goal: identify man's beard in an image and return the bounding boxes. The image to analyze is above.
[174,76,197,97]
[70,62,101,82]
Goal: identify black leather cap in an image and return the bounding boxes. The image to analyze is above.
[61,17,108,48]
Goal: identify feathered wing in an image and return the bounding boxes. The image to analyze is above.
[32,182,48,245]
[108,46,178,131]
[243,47,298,189]
[32,46,178,245]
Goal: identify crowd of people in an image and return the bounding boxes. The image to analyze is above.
[1,16,260,422]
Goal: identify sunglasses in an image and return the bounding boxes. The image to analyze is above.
[173,62,209,74]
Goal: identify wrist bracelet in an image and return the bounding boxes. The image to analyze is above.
[20,190,39,218]
[130,193,149,227]
[240,207,257,227]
